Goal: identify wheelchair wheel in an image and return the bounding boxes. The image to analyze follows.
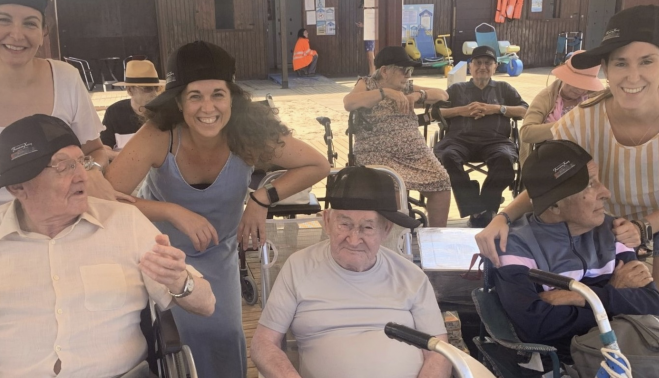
[241,275,259,305]
[410,208,428,228]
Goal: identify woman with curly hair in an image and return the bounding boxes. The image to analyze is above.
[106,41,330,378]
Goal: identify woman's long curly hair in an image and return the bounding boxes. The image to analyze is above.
[143,82,290,166]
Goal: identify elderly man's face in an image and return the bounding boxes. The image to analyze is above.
[556,161,611,235]
[323,209,392,272]
[469,57,496,81]
[15,145,89,222]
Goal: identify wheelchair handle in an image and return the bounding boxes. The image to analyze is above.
[528,269,572,290]
[315,116,331,126]
[385,322,432,351]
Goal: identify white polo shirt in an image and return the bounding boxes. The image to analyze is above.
[0,197,174,377]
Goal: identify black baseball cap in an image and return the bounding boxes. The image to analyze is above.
[0,0,49,14]
[471,46,497,61]
[145,41,236,111]
[572,5,659,69]
[0,115,80,188]
[374,46,422,69]
[522,140,592,215]
[327,166,421,229]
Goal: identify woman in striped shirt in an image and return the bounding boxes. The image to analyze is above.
[476,5,659,281]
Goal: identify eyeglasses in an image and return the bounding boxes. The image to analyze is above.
[396,66,414,75]
[335,221,380,237]
[472,60,495,67]
[46,156,94,175]
[135,86,160,93]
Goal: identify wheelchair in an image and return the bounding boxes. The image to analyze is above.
[314,105,449,228]
[471,259,561,378]
[141,302,198,377]
[430,101,524,205]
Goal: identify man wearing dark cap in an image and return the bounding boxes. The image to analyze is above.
[493,140,659,359]
[252,166,451,378]
[0,115,215,377]
[434,45,528,228]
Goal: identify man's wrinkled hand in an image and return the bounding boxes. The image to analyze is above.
[612,218,641,248]
[610,260,653,289]
[538,289,585,307]
[139,234,188,291]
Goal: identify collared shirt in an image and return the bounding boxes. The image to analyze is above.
[0,197,174,378]
[445,79,528,143]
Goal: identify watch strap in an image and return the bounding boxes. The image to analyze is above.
[264,183,280,204]
[169,270,194,298]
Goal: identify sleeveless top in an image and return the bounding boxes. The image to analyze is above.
[139,128,254,256]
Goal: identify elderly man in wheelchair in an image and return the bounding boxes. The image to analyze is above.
[433,45,528,228]
[251,166,452,378]
[0,115,215,377]
[493,140,659,362]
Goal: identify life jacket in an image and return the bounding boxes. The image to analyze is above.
[495,0,523,23]
[293,38,313,71]
[509,0,523,19]
[495,0,509,23]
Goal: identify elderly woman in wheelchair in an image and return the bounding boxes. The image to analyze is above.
[343,46,452,227]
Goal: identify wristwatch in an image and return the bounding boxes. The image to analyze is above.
[264,183,280,204]
[169,270,195,298]
[633,219,653,245]
[499,105,507,115]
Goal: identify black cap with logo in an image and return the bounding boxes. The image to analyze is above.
[522,140,593,215]
[0,0,49,14]
[471,46,497,62]
[0,115,80,188]
[374,46,422,69]
[326,166,421,229]
[572,5,659,69]
[145,41,237,111]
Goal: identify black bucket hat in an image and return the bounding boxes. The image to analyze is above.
[572,5,659,69]
[0,0,48,14]
[0,115,80,188]
[374,46,422,69]
[522,140,593,215]
[145,41,236,111]
[326,166,421,229]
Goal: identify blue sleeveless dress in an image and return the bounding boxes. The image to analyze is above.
[140,130,253,378]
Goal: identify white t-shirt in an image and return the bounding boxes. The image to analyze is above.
[0,59,104,203]
[259,240,446,378]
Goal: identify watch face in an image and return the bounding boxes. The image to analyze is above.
[185,275,195,292]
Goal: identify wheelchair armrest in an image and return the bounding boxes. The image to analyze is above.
[492,337,558,354]
[155,307,183,355]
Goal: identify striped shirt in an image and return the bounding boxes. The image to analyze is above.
[551,101,659,220]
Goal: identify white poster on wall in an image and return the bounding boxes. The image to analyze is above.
[306,11,316,25]
[326,21,336,35]
[364,0,375,7]
[364,9,376,40]
[325,7,335,21]
[305,0,315,11]
[317,21,326,35]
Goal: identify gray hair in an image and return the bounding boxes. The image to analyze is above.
[371,64,398,81]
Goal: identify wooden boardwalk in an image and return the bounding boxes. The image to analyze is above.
[241,132,516,377]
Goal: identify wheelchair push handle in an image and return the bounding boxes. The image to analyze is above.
[315,116,331,127]
[385,322,432,350]
[528,269,573,290]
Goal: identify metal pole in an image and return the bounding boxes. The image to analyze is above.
[279,0,289,89]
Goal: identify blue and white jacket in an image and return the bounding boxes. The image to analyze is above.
[494,214,659,356]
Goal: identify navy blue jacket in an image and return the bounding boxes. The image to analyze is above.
[494,214,659,357]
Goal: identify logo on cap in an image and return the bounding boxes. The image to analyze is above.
[10,143,37,161]
[602,28,620,41]
[553,160,575,179]
[166,71,176,84]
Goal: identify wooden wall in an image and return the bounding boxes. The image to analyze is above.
[154,0,269,80]
[493,0,588,68]
[37,0,60,60]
